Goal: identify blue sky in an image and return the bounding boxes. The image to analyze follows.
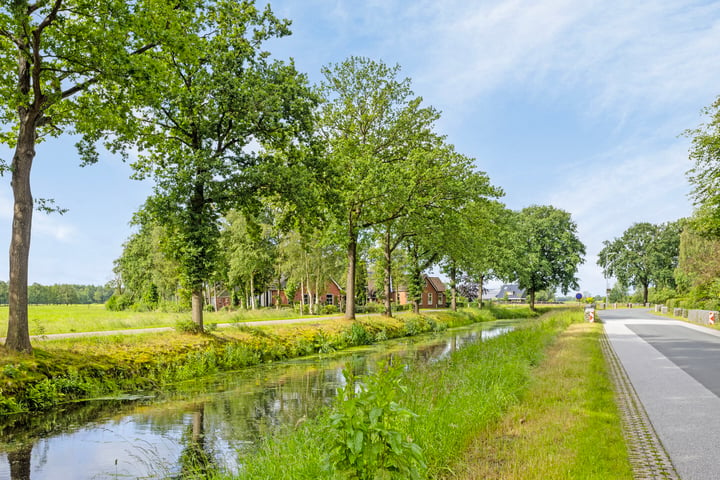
[2,0,720,295]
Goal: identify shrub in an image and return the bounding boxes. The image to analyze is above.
[322,304,339,315]
[325,363,426,479]
[364,303,384,313]
[25,379,64,410]
[175,319,204,334]
[403,318,422,336]
[346,323,372,346]
[314,331,336,354]
[158,300,187,313]
[105,293,133,311]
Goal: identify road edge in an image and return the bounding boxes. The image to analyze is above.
[600,329,680,479]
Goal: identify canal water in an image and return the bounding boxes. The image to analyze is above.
[0,320,515,479]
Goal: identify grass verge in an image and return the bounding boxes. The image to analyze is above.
[221,309,609,479]
[452,322,633,479]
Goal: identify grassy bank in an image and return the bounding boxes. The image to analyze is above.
[453,322,632,479]
[0,306,538,414]
[215,309,632,479]
[217,311,581,480]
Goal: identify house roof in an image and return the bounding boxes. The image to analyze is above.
[495,284,526,299]
[426,276,447,293]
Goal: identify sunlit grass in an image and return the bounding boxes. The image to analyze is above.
[0,304,339,336]
[453,322,632,479]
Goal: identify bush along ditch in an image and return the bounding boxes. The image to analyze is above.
[226,308,577,480]
[0,307,536,415]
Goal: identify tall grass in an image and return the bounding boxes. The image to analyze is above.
[226,309,581,479]
[455,322,632,479]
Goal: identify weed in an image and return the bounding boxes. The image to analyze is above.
[314,331,336,354]
[2,363,21,378]
[325,362,426,479]
[25,379,64,410]
[374,328,388,342]
[175,319,204,334]
[346,323,372,346]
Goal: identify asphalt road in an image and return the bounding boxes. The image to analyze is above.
[601,308,720,480]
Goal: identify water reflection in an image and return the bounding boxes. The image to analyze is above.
[0,320,515,479]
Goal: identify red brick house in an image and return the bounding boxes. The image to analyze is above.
[396,275,447,308]
[293,279,344,306]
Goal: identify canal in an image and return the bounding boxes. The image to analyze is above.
[0,320,516,479]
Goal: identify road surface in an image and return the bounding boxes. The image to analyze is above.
[601,308,720,480]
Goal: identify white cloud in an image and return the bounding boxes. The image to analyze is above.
[0,191,77,242]
[390,0,720,121]
[547,137,692,293]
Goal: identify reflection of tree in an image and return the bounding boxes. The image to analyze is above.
[7,443,32,480]
[178,404,215,479]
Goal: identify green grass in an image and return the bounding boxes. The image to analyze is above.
[454,322,633,479]
[0,304,339,336]
[222,308,625,479]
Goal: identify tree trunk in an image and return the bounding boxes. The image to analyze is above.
[8,443,32,480]
[276,274,282,310]
[529,289,536,311]
[250,273,256,310]
[300,278,305,315]
[642,282,649,305]
[449,262,457,311]
[315,274,321,314]
[305,272,312,314]
[478,274,485,308]
[345,233,357,320]
[191,287,204,331]
[383,226,393,317]
[6,116,37,354]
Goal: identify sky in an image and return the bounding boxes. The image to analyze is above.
[2,0,720,296]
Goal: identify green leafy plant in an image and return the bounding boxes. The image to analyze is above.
[325,362,426,479]
[346,323,372,346]
[175,319,204,334]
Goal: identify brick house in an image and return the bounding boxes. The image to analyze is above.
[293,279,344,306]
[396,275,448,308]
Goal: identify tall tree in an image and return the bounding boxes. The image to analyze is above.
[675,225,720,296]
[685,95,720,235]
[0,0,171,353]
[318,57,440,320]
[513,205,586,310]
[94,1,320,330]
[598,221,681,304]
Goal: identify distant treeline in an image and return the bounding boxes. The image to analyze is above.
[0,282,113,305]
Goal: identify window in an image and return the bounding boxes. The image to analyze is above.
[326,294,334,305]
[427,292,433,306]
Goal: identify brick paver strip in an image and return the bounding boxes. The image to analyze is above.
[600,332,680,480]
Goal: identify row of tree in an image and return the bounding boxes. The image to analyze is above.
[0,1,586,353]
[0,283,113,306]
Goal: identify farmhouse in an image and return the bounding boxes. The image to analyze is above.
[396,275,448,308]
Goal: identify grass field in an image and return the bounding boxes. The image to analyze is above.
[0,304,336,337]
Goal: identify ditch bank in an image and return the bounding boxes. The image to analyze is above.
[0,306,540,415]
